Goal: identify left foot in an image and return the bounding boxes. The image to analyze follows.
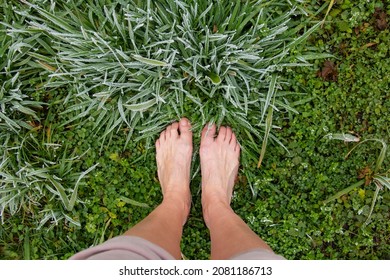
[155,118,193,223]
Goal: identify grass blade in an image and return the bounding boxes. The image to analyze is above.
[119,196,149,208]
[208,72,222,85]
[322,0,336,27]
[48,178,71,211]
[261,75,277,123]
[23,229,30,260]
[374,175,390,191]
[258,104,273,168]
[365,181,381,225]
[132,55,168,67]
[286,21,321,50]
[374,140,387,173]
[324,133,360,142]
[323,179,365,204]
[63,213,81,227]
[69,163,99,210]
[123,99,157,112]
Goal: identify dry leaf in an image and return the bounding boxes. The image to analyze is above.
[317,60,338,82]
[374,8,388,31]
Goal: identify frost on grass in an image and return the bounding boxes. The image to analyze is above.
[2,0,320,153]
[0,0,321,225]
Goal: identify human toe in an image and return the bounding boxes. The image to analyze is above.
[201,122,216,145]
[225,127,233,142]
[159,130,167,142]
[178,118,192,142]
[169,122,179,137]
[155,139,161,149]
[235,141,241,156]
[217,126,227,142]
[229,131,237,146]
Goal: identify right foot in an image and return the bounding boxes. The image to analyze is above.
[200,123,240,216]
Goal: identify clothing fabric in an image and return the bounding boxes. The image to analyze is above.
[70,236,285,260]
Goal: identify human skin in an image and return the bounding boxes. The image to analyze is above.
[124,118,274,259]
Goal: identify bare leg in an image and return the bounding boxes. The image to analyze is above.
[124,118,192,259]
[200,124,274,260]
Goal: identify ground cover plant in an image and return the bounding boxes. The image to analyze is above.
[1,0,389,259]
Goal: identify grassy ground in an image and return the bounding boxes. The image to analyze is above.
[1,0,389,260]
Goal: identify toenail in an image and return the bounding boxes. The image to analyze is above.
[180,118,188,126]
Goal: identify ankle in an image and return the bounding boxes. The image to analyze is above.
[163,193,190,218]
[202,199,232,227]
[164,188,190,201]
[202,189,230,209]
[164,191,190,206]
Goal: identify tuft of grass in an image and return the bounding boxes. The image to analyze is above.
[2,0,320,163]
[0,129,98,227]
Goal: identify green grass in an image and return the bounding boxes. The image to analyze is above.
[1,0,321,157]
[1,0,389,260]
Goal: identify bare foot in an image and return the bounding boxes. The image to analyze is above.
[155,118,193,223]
[200,123,240,219]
